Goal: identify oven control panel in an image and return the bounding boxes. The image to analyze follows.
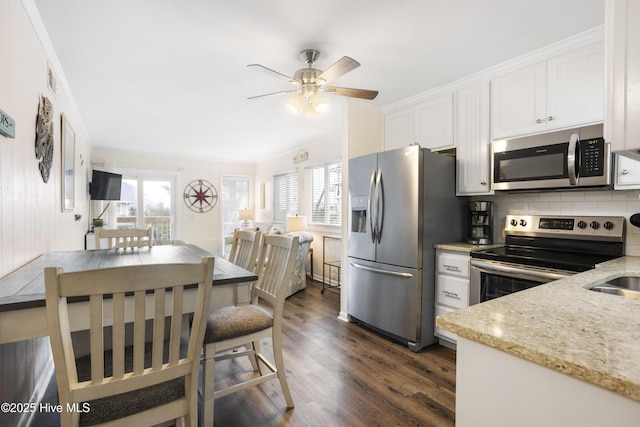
[504,215,625,241]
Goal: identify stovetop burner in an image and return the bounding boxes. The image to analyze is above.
[472,214,626,272]
[472,245,619,272]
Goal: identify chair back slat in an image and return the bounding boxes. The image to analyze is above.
[133,290,146,375]
[169,286,184,365]
[89,295,104,384]
[112,292,126,379]
[152,288,166,370]
[95,228,153,250]
[254,235,299,305]
[45,257,214,425]
[229,229,261,271]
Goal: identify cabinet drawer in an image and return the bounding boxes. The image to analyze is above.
[435,305,458,343]
[436,274,469,309]
[437,251,470,277]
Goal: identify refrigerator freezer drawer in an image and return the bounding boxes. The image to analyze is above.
[347,258,422,343]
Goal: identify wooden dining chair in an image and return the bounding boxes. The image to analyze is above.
[228,228,262,272]
[228,229,262,306]
[201,234,299,426]
[95,228,152,249]
[45,256,215,427]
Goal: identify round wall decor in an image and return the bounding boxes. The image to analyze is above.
[183,179,218,213]
[35,95,54,183]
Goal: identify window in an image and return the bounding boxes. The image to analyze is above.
[113,174,176,242]
[222,176,250,238]
[273,171,298,222]
[307,162,342,226]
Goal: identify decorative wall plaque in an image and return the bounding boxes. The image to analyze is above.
[183,179,218,213]
[35,95,54,183]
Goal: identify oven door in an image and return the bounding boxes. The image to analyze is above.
[470,259,572,304]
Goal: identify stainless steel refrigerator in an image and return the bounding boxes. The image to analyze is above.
[347,145,466,352]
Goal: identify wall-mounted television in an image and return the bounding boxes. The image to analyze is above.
[90,170,122,200]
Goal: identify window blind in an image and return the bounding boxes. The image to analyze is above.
[308,162,341,226]
[273,171,298,222]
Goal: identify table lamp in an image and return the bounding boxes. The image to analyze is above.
[239,209,253,229]
[287,215,308,232]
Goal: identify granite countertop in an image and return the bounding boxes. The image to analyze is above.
[436,256,640,403]
[434,242,504,252]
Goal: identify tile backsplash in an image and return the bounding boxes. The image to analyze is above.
[477,189,640,256]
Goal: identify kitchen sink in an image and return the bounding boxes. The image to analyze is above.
[590,276,640,300]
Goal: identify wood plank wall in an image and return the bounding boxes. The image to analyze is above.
[0,0,91,422]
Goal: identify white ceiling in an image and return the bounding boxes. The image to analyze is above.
[33,0,604,164]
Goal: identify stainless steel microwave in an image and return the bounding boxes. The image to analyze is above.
[492,134,611,191]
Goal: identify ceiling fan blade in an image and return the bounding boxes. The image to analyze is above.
[324,86,379,100]
[248,89,298,100]
[317,56,360,84]
[247,64,299,85]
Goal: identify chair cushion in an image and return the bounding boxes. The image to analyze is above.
[75,342,186,426]
[205,305,273,343]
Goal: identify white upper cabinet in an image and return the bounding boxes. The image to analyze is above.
[491,62,547,139]
[384,108,415,151]
[456,82,493,195]
[414,93,455,151]
[384,93,454,152]
[546,43,605,129]
[605,0,640,154]
[492,42,604,140]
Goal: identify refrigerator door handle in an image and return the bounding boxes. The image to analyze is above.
[376,169,384,244]
[368,169,377,243]
[349,261,414,278]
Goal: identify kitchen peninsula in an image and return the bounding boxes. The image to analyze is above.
[437,256,640,426]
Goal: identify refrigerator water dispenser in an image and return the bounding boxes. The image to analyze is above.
[351,196,368,233]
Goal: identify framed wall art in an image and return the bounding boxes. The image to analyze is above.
[61,113,75,212]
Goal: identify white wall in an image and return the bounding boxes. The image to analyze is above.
[91,149,255,255]
[0,1,92,423]
[0,0,92,279]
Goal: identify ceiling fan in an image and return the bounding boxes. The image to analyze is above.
[247,49,379,115]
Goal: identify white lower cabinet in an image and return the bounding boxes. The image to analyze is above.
[435,248,471,348]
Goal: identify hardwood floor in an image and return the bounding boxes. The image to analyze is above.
[32,279,456,426]
[212,279,456,427]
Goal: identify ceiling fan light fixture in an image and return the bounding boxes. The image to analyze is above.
[286,94,304,114]
[312,93,328,113]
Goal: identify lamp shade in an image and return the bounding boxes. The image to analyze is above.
[239,209,253,221]
[287,215,308,232]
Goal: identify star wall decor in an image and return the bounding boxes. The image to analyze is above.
[183,179,218,213]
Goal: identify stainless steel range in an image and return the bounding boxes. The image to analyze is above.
[470,214,625,304]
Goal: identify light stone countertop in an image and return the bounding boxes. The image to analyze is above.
[434,242,503,253]
[436,256,640,403]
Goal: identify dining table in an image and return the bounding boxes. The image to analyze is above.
[0,244,257,344]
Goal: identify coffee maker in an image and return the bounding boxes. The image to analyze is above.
[468,201,492,245]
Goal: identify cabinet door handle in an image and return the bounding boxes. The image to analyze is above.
[443,264,461,272]
[480,181,487,186]
[536,118,543,124]
[442,290,459,298]
[622,169,630,175]
[547,116,554,121]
